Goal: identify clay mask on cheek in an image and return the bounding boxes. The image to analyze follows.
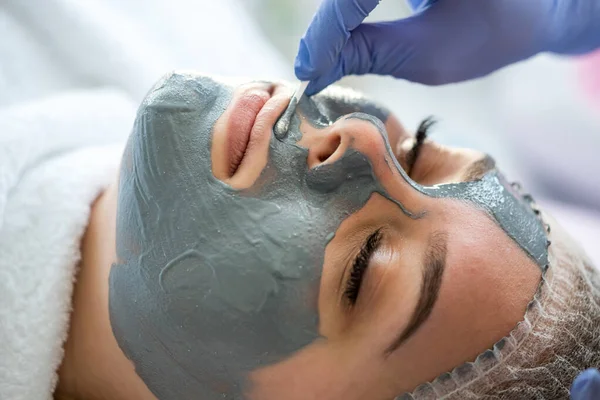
[109,73,403,400]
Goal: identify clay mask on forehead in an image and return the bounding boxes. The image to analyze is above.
[110,72,547,400]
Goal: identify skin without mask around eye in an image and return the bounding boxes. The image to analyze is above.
[109,72,548,400]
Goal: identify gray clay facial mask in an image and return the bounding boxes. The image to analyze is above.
[110,72,548,400]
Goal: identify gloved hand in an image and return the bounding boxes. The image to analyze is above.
[571,369,600,400]
[295,0,600,95]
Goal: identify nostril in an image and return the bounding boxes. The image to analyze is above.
[316,135,341,163]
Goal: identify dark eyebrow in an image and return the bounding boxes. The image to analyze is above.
[462,155,496,182]
[385,231,448,355]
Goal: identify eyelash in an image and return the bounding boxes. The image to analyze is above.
[344,229,383,305]
[405,117,436,177]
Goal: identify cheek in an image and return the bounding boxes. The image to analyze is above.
[247,341,382,400]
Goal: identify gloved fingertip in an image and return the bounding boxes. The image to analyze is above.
[295,38,328,81]
[306,76,338,97]
[304,80,322,97]
[571,369,600,398]
[294,41,313,80]
[305,74,333,96]
[294,64,314,82]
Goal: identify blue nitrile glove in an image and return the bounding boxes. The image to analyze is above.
[571,369,600,400]
[295,0,600,95]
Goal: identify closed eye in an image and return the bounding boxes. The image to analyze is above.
[344,229,383,305]
[405,117,436,177]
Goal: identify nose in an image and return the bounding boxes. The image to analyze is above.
[304,115,389,170]
[301,113,429,217]
[306,129,343,168]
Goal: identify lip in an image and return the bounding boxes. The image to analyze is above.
[225,85,273,176]
[211,82,291,189]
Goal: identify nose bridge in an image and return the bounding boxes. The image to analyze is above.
[361,116,437,212]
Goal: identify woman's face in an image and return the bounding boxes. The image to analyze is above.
[110,73,545,400]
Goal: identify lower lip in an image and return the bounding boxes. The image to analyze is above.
[226,88,271,176]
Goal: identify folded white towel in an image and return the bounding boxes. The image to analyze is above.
[0,89,134,400]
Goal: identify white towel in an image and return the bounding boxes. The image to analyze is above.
[0,89,135,400]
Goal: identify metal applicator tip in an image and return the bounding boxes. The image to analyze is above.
[274,81,309,139]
